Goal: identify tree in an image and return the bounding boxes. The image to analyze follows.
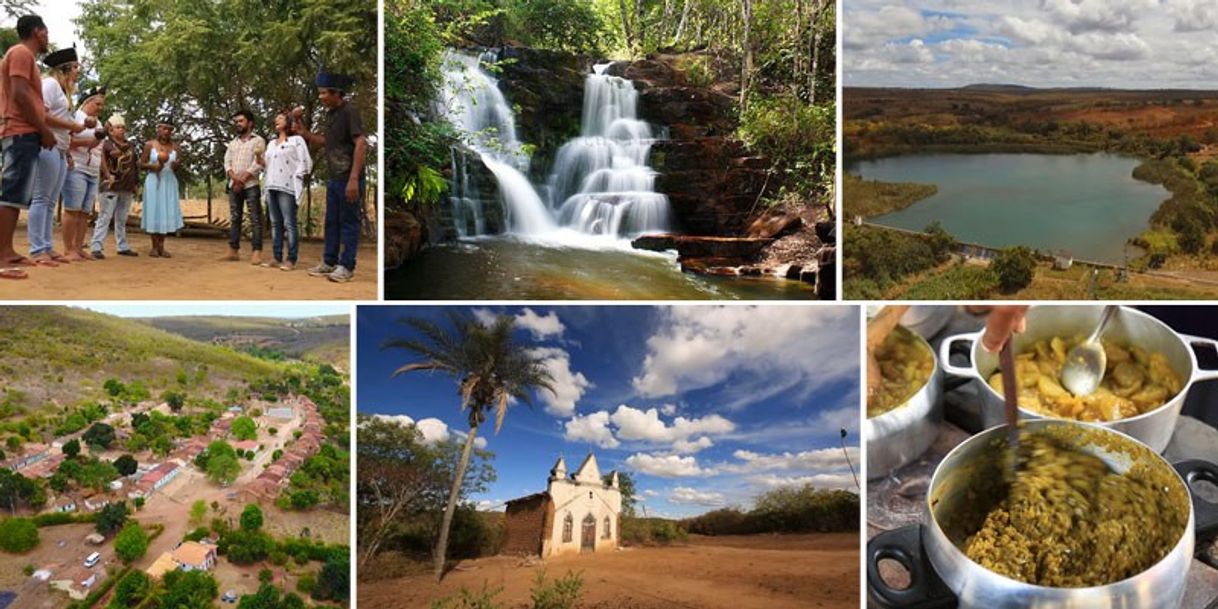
[114,455,139,477]
[0,469,41,514]
[384,312,555,580]
[96,501,130,536]
[161,570,219,609]
[163,390,186,412]
[205,441,241,485]
[0,517,38,553]
[104,378,126,397]
[63,439,80,459]
[313,552,349,601]
[190,500,208,525]
[82,423,116,449]
[232,416,257,441]
[240,504,264,532]
[109,570,151,608]
[992,246,1036,293]
[114,522,150,563]
[610,471,638,517]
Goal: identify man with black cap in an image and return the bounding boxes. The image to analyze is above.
[296,70,366,283]
[0,14,52,280]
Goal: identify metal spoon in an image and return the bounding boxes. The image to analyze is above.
[998,341,1021,475]
[1060,305,1119,397]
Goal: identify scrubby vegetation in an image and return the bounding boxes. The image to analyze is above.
[431,570,585,609]
[842,173,938,219]
[681,485,858,536]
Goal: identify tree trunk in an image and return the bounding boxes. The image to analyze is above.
[433,424,479,581]
[794,0,803,99]
[739,0,753,111]
[673,0,693,46]
[619,0,634,55]
[809,0,825,104]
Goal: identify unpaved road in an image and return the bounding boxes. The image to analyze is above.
[359,533,860,609]
[0,222,376,300]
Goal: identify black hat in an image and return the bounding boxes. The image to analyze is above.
[157,116,175,127]
[315,71,354,91]
[44,46,78,68]
[78,86,106,105]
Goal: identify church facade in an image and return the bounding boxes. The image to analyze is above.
[501,453,622,558]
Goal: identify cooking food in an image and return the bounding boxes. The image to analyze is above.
[987,336,1182,421]
[962,428,1188,587]
[869,325,934,418]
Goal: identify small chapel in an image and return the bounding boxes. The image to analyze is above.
[501,453,622,558]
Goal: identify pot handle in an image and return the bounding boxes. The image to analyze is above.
[1174,460,1218,541]
[1181,334,1218,383]
[939,332,982,380]
[867,525,957,609]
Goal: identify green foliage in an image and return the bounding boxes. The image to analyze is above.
[430,584,504,609]
[0,468,44,511]
[682,486,859,536]
[619,517,686,545]
[739,96,835,190]
[160,569,220,609]
[63,439,80,458]
[607,471,637,517]
[113,454,138,477]
[107,570,150,608]
[992,246,1037,293]
[232,416,258,441]
[679,55,714,88]
[83,423,116,449]
[114,522,150,563]
[96,502,130,536]
[529,570,583,609]
[221,528,273,565]
[896,264,1000,300]
[312,552,350,601]
[0,517,39,553]
[503,0,605,54]
[189,500,208,525]
[281,443,348,509]
[842,224,949,298]
[842,173,939,219]
[204,441,241,485]
[402,164,448,206]
[163,390,186,412]
[241,504,264,532]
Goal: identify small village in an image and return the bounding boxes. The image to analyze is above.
[0,391,348,608]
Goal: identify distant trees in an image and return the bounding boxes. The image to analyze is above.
[83,423,116,449]
[200,441,241,485]
[114,455,139,477]
[96,501,131,536]
[313,552,350,601]
[232,416,258,441]
[0,469,45,514]
[189,500,208,526]
[160,570,219,609]
[163,390,186,412]
[110,570,151,607]
[992,247,1036,293]
[240,504,264,532]
[0,517,38,553]
[63,439,80,459]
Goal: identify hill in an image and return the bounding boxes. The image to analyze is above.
[0,306,287,416]
[135,314,350,368]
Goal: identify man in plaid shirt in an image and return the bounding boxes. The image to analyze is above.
[222,109,266,265]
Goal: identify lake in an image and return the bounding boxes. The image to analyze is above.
[851,153,1169,264]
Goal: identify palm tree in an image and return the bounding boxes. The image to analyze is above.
[383,311,556,581]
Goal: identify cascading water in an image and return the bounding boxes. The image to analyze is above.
[439,50,555,235]
[546,64,671,236]
[438,50,672,241]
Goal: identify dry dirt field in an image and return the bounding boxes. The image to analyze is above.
[359,533,860,609]
[0,219,376,300]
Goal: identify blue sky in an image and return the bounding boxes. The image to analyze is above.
[357,305,861,518]
[845,0,1218,89]
[79,304,351,318]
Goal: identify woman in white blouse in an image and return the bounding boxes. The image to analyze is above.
[262,111,313,270]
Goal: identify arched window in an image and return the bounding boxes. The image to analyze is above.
[562,512,573,543]
[603,515,611,539]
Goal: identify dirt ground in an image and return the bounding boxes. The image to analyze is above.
[359,533,860,609]
[0,523,117,609]
[0,219,376,300]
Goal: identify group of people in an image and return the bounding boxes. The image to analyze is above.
[0,14,368,283]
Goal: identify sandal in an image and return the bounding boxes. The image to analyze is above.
[0,267,27,279]
[32,257,60,267]
[4,256,34,267]
[149,250,161,258]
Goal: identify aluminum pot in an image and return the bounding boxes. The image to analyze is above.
[866,328,943,480]
[938,305,1218,452]
[867,419,1218,609]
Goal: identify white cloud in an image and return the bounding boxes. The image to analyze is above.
[722,447,860,474]
[370,414,487,449]
[660,404,678,416]
[610,404,735,443]
[643,489,659,497]
[749,473,858,491]
[625,453,714,478]
[475,499,506,512]
[1168,0,1218,33]
[670,486,725,507]
[528,347,591,417]
[632,306,857,409]
[515,308,565,339]
[671,437,714,454]
[564,411,620,448]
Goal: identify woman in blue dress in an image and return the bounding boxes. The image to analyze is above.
[139,117,183,257]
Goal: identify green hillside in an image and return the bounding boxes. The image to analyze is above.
[0,307,286,417]
[135,315,349,368]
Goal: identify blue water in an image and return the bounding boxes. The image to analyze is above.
[852,153,1170,264]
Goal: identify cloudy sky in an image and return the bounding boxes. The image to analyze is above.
[357,305,861,519]
[844,0,1218,89]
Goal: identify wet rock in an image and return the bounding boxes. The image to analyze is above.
[815,221,836,244]
[739,266,763,277]
[785,264,804,280]
[680,257,740,277]
[384,209,427,269]
[747,209,804,240]
[632,234,773,260]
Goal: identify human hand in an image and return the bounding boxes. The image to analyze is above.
[345,179,359,203]
[83,116,97,129]
[978,306,1031,353]
[39,128,55,149]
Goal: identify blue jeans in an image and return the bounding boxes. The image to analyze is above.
[91,191,133,253]
[62,170,98,212]
[266,189,298,264]
[324,178,363,271]
[28,148,67,256]
[228,185,262,251]
[0,133,40,210]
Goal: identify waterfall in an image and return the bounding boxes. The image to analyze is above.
[439,50,555,234]
[438,50,672,240]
